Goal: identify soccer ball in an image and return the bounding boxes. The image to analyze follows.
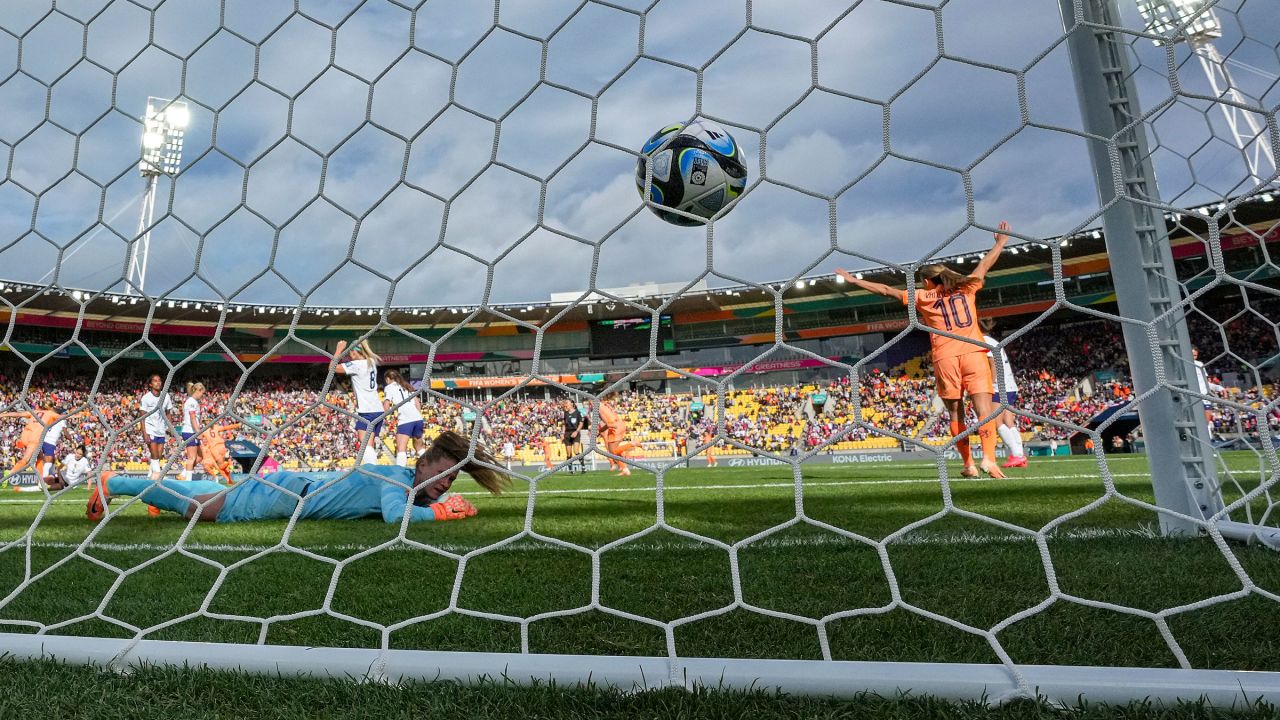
[635,120,748,226]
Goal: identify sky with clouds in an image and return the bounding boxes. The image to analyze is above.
[0,0,1275,309]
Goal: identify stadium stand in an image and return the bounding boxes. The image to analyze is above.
[2,310,1275,474]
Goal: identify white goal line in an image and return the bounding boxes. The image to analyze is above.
[0,470,1154,508]
[14,525,1154,556]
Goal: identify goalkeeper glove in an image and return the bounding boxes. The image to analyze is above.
[431,494,477,521]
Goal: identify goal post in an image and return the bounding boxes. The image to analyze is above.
[1059,0,1279,547]
[1058,0,1222,537]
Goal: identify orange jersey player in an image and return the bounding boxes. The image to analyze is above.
[702,431,718,467]
[837,220,1011,479]
[1,407,85,489]
[198,422,241,484]
[597,396,634,477]
[539,436,554,469]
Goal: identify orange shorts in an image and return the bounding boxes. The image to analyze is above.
[933,352,993,400]
[602,428,626,444]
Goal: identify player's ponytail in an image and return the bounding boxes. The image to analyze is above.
[918,264,977,294]
[417,430,511,498]
[186,382,205,395]
[385,369,414,394]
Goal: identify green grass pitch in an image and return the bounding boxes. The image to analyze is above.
[0,454,1277,717]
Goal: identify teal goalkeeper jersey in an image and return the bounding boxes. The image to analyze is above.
[217,465,437,524]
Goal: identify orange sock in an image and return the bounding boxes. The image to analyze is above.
[979,422,998,466]
[950,419,973,467]
[34,457,45,481]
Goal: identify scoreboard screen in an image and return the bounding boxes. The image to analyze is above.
[588,315,675,359]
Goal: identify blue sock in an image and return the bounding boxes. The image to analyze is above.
[106,476,226,516]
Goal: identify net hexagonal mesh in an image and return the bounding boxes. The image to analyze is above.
[0,0,1277,703]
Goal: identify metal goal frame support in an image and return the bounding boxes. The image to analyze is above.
[1058,0,1223,537]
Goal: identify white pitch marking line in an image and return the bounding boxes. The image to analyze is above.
[9,526,1156,556]
[0,471,1165,505]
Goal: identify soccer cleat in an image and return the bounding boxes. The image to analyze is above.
[87,472,113,522]
[961,465,979,478]
[147,505,161,517]
[1002,455,1028,469]
[980,461,1007,479]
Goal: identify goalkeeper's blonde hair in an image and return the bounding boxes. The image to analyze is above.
[415,430,511,501]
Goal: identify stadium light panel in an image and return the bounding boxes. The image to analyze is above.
[164,105,190,128]
[140,97,188,177]
[835,275,845,284]
[1135,0,1221,41]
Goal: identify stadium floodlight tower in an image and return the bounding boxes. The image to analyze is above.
[1136,0,1276,184]
[125,97,188,296]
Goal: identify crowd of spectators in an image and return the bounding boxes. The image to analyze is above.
[0,315,1275,470]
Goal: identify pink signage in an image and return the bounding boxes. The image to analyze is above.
[690,356,844,377]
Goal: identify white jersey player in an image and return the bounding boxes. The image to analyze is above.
[981,321,1026,468]
[1193,347,1226,437]
[383,369,425,468]
[140,374,176,480]
[180,382,206,481]
[334,339,385,465]
[60,446,92,488]
[501,440,516,470]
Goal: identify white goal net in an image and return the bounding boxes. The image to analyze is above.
[0,0,1278,706]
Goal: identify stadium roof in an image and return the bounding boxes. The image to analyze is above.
[1,194,1275,332]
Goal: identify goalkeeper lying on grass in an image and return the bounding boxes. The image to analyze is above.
[87,431,510,524]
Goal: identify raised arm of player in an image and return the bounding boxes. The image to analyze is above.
[332,340,350,375]
[970,221,1011,282]
[835,268,901,299]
